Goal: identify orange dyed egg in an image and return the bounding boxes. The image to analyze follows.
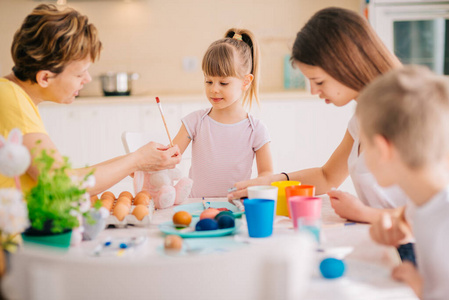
[200,208,220,220]
[113,203,129,221]
[172,211,192,227]
[134,193,150,206]
[132,205,149,221]
[164,235,183,252]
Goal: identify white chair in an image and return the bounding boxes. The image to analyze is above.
[121,131,192,177]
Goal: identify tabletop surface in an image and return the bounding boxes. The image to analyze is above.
[3,196,418,300]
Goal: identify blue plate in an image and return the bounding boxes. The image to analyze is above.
[173,201,244,218]
[158,219,241,238]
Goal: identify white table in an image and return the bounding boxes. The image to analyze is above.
[3,196,418,300]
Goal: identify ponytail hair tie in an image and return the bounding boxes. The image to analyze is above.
[233,33,243,41]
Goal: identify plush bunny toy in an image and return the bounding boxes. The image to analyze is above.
[0,128,31,190]
[133,168,193,209]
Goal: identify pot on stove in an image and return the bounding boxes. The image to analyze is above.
[100,72,139,96]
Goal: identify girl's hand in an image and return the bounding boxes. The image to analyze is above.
[327,189,369,222]
[227,176,273,201]
[135,142,181,172]
[369,209,412,247]
[392,261,422,298]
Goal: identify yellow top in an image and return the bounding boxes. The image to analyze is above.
[0,78,47,191]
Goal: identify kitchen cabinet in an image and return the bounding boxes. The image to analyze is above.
[39,94,356,195]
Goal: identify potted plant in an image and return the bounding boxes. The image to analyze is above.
[23,148,100,248]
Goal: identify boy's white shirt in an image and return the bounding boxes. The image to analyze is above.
[408,185,449,300]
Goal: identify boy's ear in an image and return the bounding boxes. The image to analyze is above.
[373,134,394,162]
[242,74,254,90]
[35,70,55,88]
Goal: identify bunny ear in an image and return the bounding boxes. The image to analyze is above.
[8,128,23,145]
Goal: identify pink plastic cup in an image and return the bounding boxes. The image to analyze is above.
[285,185,315,218]
[289,196,322,229]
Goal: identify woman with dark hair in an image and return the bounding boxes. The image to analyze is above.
[0,4,181,195]
[229,7,410,226]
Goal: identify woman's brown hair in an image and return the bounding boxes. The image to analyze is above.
[292,7,401,91]
[11,4,102,83]
[202,28,260,108]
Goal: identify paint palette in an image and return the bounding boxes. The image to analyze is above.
[173,201,244,218]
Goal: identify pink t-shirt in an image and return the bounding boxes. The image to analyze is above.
[182,108,271,198]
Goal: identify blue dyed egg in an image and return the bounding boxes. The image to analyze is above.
[195,219,218,231]
[319,258,346,279]
[214,211,234,220]
[216,215,235,229]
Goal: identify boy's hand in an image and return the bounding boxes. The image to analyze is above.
[370,209,411,247]
[392,261,422,298]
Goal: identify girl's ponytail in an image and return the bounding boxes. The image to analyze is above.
[224,28,260,108]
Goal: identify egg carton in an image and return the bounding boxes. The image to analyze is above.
[105,200,155,228]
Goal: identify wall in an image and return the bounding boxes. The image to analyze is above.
[0,0,361,96]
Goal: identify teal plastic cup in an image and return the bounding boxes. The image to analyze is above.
[243,199,275,238]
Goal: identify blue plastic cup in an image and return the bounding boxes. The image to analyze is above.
[243,198,275,238]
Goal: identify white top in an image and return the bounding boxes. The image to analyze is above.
[409,186,449,300]
[182,108,271,198]
[347,115,408,208]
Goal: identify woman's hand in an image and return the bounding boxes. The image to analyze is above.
[327,189,370,222]
[392,261,422,298]
[134,142,181,172]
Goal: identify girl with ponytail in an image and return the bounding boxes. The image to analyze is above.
[173,28,273,197]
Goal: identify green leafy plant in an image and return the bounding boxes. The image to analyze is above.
[25,149,96,234]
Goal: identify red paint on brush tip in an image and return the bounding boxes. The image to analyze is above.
[155,97,160,103]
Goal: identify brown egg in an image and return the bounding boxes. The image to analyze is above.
[90,195,99,206]
[101,191,115,200]
[119,191,133,200]
[134,193,150,206]
[164,235,183,252]
[172,211,192,227]
[132,205,149,221]
[113,203,129,221]
[137,190,152,199]
[101,198,114,211]
[116,196,131,208]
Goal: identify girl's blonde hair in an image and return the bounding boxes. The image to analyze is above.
[292,7,401,92]
[202,28,260,108]
[11,4,102,83]
[357,66,449,168]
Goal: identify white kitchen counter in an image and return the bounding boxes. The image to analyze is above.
[39,91,317,106]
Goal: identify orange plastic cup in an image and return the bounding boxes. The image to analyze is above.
[285,185,315,218]
[271,181,300,216]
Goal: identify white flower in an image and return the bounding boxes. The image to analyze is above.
[79,193,91,213]
[82,175,96,189]
[0,188,29,235]
[69,209,80,217]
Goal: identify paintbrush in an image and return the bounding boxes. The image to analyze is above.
[155,97,174,147]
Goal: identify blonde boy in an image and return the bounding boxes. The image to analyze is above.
[356,65,449,299]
